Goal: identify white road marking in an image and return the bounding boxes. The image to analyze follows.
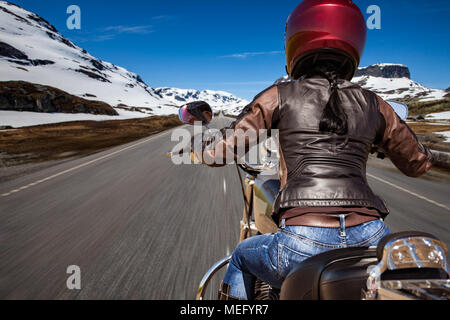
[367,173,449,211]
[1,133,168,198]
[223,178,227,194]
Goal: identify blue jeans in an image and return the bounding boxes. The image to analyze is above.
[223,218,390,299]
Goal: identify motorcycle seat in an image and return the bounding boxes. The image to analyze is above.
[280,232,449,300]
[280,246,378,300]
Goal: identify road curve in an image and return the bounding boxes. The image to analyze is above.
[0,116,449,299]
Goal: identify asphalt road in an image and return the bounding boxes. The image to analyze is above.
[0,115,449,299]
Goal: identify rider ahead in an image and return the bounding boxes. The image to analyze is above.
[195,0,434,299]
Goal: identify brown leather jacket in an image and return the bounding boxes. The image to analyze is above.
[201,76,434,226]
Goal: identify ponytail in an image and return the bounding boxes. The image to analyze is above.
[319,71,348,135]
[306,63,349,136]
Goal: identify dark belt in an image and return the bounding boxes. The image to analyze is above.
[284,212,379,228]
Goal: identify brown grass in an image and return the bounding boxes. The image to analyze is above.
[0,115,182,167]
[408,122,450,153]
[397,98,450,116]
[1,114,449,170]
[408,123,450,135]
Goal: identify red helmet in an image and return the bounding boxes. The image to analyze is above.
[285,0,367,80]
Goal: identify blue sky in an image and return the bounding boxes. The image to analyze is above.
[10,0,450,100]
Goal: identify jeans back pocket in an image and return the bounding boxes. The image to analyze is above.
[277,243,311,280]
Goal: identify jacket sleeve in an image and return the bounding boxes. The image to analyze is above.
[376,95,434,177]
[196,85,280,167]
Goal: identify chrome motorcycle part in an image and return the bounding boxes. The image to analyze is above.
[366,234,449,299]
[374,279,450,300]
[240,220,258,236]
[196,256,231,300]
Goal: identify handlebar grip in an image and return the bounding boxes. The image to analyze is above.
[168,148,193,159]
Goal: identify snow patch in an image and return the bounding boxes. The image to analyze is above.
[436,131,450,143]
[426,111,450,121]
[0,109,152,128]
[352,75,446,101]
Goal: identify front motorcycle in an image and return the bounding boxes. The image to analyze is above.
[173,101,450,300]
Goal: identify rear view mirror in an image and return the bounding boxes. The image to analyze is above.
[387,100,409,121]
[178,101,214,126]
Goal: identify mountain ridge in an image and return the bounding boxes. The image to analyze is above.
[354,63,411,79]
[275,63,447,103]
[0,0,248,123]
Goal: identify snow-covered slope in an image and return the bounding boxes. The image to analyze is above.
[0,1,246,123]
[352,64,446,102]
[426,111,450,121]
[0,1,169,116]
[352,75,446,101]
[154,87,248,115]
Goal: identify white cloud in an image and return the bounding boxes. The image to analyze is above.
[214,81,274,86]
[101,25,154,35]
[220,51,283,59]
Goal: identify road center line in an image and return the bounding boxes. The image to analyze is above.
[367,173,449,211]
[1,133,167,198]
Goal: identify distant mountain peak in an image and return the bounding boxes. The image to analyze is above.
[273,63,446,102]
[153,87,248,115]
[352,63,446,101]
[355,63,411,79]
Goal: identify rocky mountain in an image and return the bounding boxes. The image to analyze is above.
[0,1,247,126]
[0,81,118,115]
[354,63,410,79]
[353,64,446,102]
[0,1,165,115]
[274,63,447,102]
